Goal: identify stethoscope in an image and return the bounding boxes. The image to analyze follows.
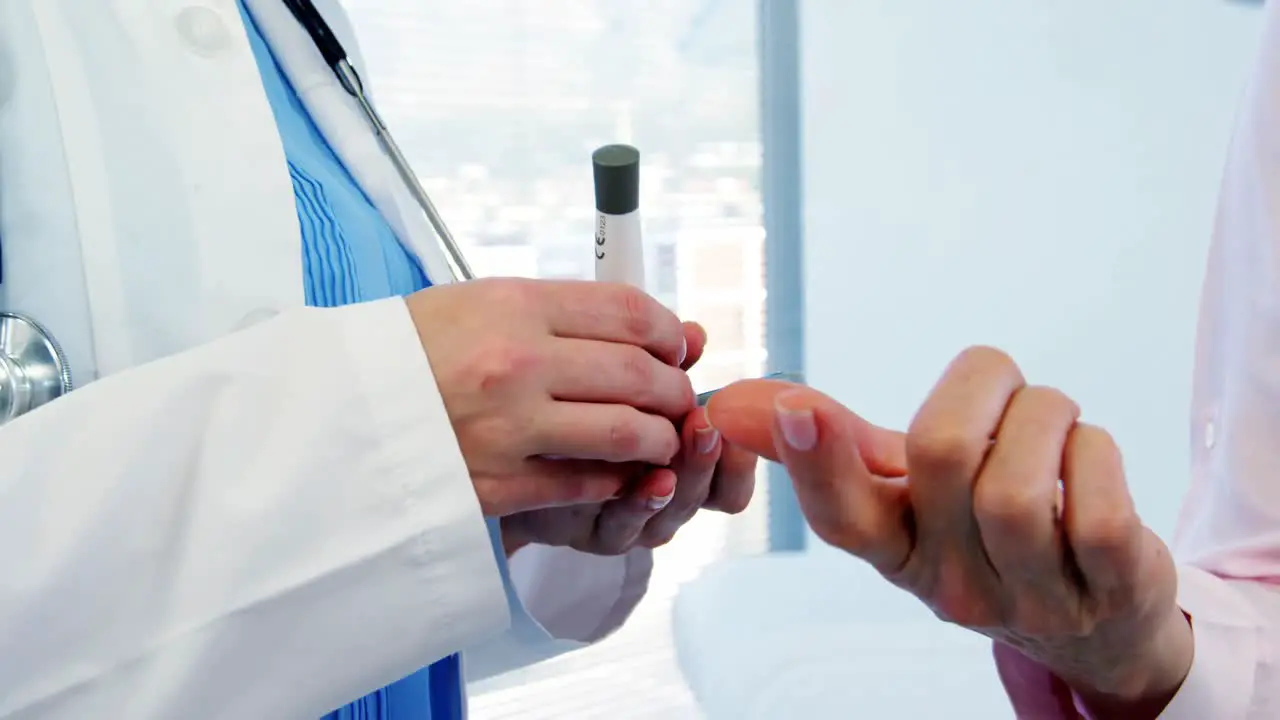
[282,0,474,283]
[0,0,473,426]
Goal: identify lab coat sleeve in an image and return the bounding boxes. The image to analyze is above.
[0,298,511,719]
[462,520,654,682]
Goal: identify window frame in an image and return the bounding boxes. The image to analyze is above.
[758,0,807,552]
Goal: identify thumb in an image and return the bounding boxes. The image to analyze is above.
[773,390,912,571]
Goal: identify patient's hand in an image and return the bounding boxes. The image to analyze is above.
[706,347,1191,720]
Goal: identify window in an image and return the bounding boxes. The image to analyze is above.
[688,304,745,354]
[654,242,679,298]
[343,2,765,717]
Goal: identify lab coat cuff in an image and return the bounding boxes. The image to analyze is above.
[1070,565,1261,720]
[506,543,652,643]
[346,297,511,645]
[464,525,653,681]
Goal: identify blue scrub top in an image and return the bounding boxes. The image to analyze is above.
[238,3,463,718]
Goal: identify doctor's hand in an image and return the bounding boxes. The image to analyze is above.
[406,278,695,518]
[500,322,759,556]
[706,347,1192,720]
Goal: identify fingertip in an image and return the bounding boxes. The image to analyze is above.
[647,491,675,512]
[684,320,708,342]
[774,390,818,452]
[686,406,722,456]
[681,321,708,369]
[641,468,677,511]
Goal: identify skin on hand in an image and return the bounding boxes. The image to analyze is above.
[501,322,759,557]
[406,278,696,517]
[706,347,1192,719]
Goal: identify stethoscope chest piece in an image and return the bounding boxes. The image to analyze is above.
[0,313,71,425]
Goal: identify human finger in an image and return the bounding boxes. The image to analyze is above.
[703,443,758,514]
[773,389,913,571]
[681,322,708,370]
[974,386,1079,582]
[1060,423,1141,593]
[546,339,695,419]
[543,282,688,367]
[906,346,1026,539]
[706,379,908,476]
[487,459,640,514]
[645,407,721,541]
[531,403,680,465]
[595,469,677,554]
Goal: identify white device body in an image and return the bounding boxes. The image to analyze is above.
[594,209,646,289]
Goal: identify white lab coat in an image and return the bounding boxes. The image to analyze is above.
[0,0,652,717]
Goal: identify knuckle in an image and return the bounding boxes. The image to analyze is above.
[668,368,696,411]
[956,345,1019,376]
[810,514,865,555]
[926,579,999,629]
[1015,385,1080,419]
[489,277,538,309]
[606,416,645,459]
[472,339,541,393]
[683,373,698,407]
[928,602,978,628]
[905,425,981,471]
[973,484,1043,532]
[1065,424,1127,482]
[620,347,656,394]
[1075,511,1139,556]
[1075,423,1119,455]
[809,520,841,548]
[617,286,657,340]
[654,366,696,415]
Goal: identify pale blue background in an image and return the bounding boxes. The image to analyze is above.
[801,0,1260,547]
[674,1,1268,718]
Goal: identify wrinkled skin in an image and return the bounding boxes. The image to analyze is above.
[710,346,1192,719]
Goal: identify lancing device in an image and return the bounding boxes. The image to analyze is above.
[696,371,807,407]
[592,144,646,288]
[590,145,804,403]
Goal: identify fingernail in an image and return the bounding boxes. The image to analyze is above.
[678,337,688,367]
[648,491,675,511]
[775,394,818,451]
[695,423,720,455]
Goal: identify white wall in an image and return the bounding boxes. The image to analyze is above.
[802,0,1262,548]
